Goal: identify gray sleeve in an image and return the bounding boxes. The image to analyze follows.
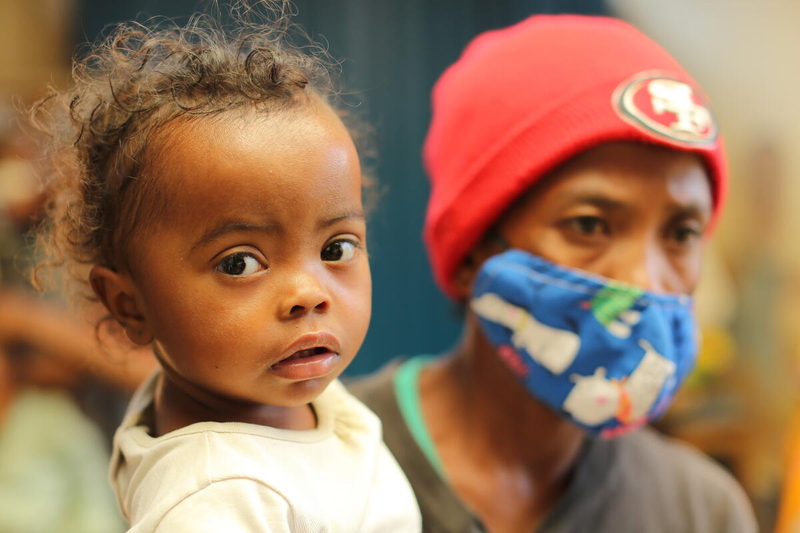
[538,428,759,533]
[626,429,758,533]
[677,444,758,533]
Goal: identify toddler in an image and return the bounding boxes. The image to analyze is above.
[33,5,420,532]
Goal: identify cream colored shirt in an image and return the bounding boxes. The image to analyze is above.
[110,375,421,532]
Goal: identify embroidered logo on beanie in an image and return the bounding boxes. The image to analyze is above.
[613,72,718,146]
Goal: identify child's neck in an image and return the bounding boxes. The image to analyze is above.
[151,370,316,437]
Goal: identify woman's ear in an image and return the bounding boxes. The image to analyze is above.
[452,254,479,301]
[452,232,510,300]
[89,266,153,345]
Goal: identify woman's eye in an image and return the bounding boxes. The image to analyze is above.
[670,225,702,245]
[567,216,608,236]
[321,240,359,263]
[216,252,262,276]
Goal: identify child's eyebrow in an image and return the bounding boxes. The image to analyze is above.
[317,212,365,230]
[190,212,365,251]
[190,222,281,251]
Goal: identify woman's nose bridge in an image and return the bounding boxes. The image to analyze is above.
[608,239,667,292]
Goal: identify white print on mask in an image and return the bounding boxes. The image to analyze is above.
[562,368,621,426]
[605,309,642,339]
[471,293,580,375]
[563,339,676,427]
[625,339,676,420]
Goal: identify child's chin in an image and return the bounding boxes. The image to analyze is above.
[274,372,338,402]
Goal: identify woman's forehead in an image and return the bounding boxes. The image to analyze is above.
[517,142,712,212]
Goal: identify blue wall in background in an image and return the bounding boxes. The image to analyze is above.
[76,0,607,376]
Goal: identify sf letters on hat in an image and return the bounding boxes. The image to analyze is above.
[613,71,719,147]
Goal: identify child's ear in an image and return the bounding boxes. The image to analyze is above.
[89,266,153,346]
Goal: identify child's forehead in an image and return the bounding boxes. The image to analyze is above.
[115,99,363,273]
[146,99,351,185]
[132,101,359,220]
[156,97,339,149]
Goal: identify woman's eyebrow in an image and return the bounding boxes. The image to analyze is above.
[666,202,712,220]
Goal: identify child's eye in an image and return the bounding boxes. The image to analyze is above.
[216,252,263,276]
[321,239,359,263]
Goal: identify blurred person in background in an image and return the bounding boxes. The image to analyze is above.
[0,299,127,533]
[0,101,156,532]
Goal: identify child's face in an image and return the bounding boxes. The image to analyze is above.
[120,102,370,409]
[470,142,713,295]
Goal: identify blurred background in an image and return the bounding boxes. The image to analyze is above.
[1,0,798,531]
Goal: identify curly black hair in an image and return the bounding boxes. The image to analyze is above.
[31,0,372,301]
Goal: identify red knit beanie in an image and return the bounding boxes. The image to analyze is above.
[423,15,726,299]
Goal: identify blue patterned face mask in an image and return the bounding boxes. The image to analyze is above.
[470,249,697,438]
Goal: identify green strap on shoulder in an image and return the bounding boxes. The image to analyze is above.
[393,355,447,479]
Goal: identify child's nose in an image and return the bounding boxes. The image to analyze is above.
[280,271,330,319]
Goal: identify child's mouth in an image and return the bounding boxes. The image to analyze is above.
[271,332,342,380]
[282,347,329,361]
[271,348,339,380]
